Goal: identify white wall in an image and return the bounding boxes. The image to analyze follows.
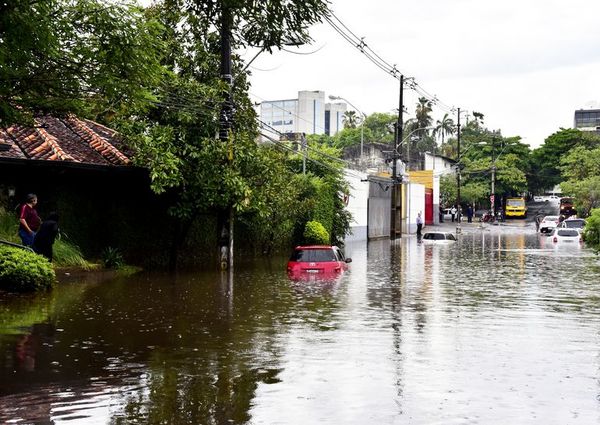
[344,169,369,241]
[404,183,425,234]
[297,91,325,135]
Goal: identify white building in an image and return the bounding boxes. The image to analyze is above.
[259,90,346,140]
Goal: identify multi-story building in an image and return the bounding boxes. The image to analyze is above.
[574,108,600,134]
[259,90,346,139]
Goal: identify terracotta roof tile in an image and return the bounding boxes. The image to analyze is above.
[0,115,130,166]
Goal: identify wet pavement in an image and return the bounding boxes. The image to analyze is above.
[1,222,600,424]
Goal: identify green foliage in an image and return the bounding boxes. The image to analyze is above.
[364,112,396,144]
[0,0,165,125]
[332,127,373,149]
[102,247,125,269]
[583,209,600,251]
[531,129,600,193]
[559,145,600,217]
[53,239,91,269]
[440,175,457,207]
[0,245,56,292]
[303,221,330,245]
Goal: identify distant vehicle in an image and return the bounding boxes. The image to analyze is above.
[505,197,527,218]
[287,245,351,279]
[551,228,583,244]
[533,195,560,203]
[558,218,586,230]
[422,232,457,243]
[539,215,559,233]
[559,197,576,217]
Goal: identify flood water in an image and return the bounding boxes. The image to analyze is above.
[2,226,600,424]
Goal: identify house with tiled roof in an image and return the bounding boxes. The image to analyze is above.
[0,115,131,166]
[0,115,164,263]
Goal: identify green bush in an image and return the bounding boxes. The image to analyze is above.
[583,208,600,251]
[53,237,91,268]
[102,246,124,269]
[0,245,56,292]
[303,220,330,245]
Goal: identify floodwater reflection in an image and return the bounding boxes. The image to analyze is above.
[1,231,600,423]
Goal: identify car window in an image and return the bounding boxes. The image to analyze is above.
[557,229,579,237]
[445,234,456,241]
[423,233,446,240]
[543,216,558,221]
[290,249,337,262]
[565,220,585,228]
[334,247,345,261]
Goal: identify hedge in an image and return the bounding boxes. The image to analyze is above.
[0,245,56,292]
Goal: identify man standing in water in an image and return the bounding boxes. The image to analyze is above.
[416,212,424,238]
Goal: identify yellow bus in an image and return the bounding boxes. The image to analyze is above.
[505,197,527,218]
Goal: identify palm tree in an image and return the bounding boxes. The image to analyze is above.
[433,113,455,145]
[415,97,433,134]
[342,110,359,128]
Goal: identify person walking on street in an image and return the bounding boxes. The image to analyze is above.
[416,212,424,237]
[439,205,444,223]
[18,193,41,247]
[450,205,457,222]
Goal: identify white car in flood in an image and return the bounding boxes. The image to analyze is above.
[421,232,457,244]
[550,228,583,245]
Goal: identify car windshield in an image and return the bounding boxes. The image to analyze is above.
[423,233,446,240]
[507,199,524,207]
[290,249,337,262]
[543,216,558,221]
[564,220,585,228]
[560,198,573,205]
[557,229,579,237]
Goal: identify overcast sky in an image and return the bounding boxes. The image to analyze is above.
[244,0,600,148]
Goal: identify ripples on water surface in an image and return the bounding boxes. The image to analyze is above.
[1,230,600,424]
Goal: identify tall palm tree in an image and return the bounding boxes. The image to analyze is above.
[415,97,433,134]
[433,113,455,145]
[342,110,359,128]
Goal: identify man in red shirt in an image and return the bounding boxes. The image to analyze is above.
[19,194,41,247]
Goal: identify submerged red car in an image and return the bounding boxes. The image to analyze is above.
[287,245,352,279]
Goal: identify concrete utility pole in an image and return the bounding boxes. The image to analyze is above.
[218,5,234,270]
[491,133,496,214]
[456,107,462,234]
[391,75,404,240]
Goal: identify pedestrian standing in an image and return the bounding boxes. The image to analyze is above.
[534,213,544,232]
[416,212,424,237]
[439,205,444,223]
[18,193,41,247]
[450,205,457,222]
[467,205,474,223]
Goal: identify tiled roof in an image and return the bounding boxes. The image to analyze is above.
[0,115,131,166]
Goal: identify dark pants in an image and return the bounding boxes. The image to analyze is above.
[451,214,455,222]
[417,223,423,236]
[467,215,473,223]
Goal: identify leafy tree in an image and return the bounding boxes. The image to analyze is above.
[114,0,331,268]
[583,208,600,251]
[332,127,373,149]
[415,97,433,132]
[559,146,600,216]
[530,128,600,193]
[440,175,457,207]
[0,0,164,125]
[364,112,396,144]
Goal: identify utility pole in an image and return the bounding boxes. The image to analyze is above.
[301,133,307,175]
[391,75,404,240]
[456,107,462,234]
[218,5,234,270]
[491,133,496,215]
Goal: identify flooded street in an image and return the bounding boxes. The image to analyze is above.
[2,223,600,424]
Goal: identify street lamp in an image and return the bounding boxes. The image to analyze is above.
[329,95,366,164]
